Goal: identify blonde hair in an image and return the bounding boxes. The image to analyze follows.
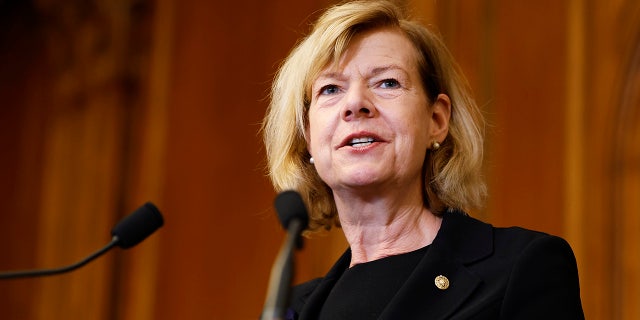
[262,0,485,232]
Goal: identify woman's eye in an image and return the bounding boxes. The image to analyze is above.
[319,84,339,95]
[379,79,400,89]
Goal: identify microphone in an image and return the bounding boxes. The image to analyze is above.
[0,202,164,280]
[274,190,309,243]
[111,202,164,249]
[261,190,309,320]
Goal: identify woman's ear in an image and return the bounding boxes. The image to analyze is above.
[430,93,451,141]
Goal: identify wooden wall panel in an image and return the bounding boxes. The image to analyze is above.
[0,1,153,319]
[0,5,46,317]
[1,0,638,319]
[584,1,640,318]
[34,102,124,320]
[0,63,44,320]
[487,0,568,235]
[413,1,639,319]
[113,1,173,319]
[143,1,335,319]
[572,1,640,318]
[416,0,570,235]
[614,41,640,317]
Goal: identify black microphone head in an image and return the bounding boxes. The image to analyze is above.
[274,190,309,230]
[111,202,164,249]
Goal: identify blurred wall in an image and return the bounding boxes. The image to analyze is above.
[0,0,638,319]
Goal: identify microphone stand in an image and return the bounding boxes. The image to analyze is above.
[261,219,305,320]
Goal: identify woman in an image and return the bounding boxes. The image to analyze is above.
[262,1,584,319]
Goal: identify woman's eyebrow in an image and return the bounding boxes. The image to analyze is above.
[315,71,346,81]
[316,65,405,81]
[369,64,405,76]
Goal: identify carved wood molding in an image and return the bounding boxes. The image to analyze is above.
[0,1,153,320]
[610,4,640,317]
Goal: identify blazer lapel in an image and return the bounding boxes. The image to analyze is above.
[380,210,494,320]
[378,244,482,319]
[298,211,493,320]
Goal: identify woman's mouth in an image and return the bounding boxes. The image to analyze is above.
[349,137,376,147]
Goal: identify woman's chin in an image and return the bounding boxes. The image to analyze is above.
[331,171,388,191]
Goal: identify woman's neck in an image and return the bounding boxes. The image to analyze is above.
[334,191,442,267]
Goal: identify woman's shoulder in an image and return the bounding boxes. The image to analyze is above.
[452,213,583,316]
[488,227,584,318]
[446,210,573,256]
[492,224,574,258]
[441,210,577,269]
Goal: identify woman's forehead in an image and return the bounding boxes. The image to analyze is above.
[312,28,418,78]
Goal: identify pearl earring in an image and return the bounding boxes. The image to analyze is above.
[310,157,315,164]
[432,141,440,150]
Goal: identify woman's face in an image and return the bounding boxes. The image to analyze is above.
[306,27,449,195]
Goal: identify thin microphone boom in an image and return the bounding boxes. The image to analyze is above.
[0,238,118,279]
[0,202,164,280]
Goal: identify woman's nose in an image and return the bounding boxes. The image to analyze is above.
[342,84,377,120]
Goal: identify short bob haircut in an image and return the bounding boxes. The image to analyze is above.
[262,0,485,232]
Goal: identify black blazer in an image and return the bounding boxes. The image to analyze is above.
[286,210,584,319]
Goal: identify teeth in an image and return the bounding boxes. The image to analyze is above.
[350,137,375,147]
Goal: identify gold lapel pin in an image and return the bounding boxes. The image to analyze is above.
[434,275,450,290]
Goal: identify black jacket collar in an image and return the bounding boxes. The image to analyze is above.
[298,210,495,320]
